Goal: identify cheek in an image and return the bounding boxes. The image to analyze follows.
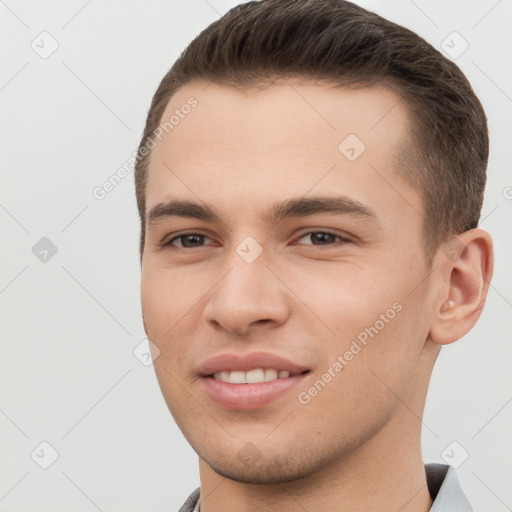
[301,303,425,444]
[304,264,428,397]
[289,261,400,337]
[140,265,202,340]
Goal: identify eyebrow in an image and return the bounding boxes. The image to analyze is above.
[147,195,380,228]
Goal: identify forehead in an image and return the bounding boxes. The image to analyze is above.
[145,78,419,228]
[152,78,410,157]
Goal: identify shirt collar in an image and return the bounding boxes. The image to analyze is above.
[426,463,473,511]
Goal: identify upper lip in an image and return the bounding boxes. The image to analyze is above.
[198,351,310,377]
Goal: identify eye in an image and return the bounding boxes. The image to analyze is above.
[295,230,351,247]
[162,230,352,250]
[165,233,214,248]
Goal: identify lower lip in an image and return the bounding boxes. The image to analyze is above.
[200,373,310,410]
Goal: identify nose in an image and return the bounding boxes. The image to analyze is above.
[202,254,291,336]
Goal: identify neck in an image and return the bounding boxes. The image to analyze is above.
[198,340,440,512]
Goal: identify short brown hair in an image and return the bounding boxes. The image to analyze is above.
[134,0,488,262]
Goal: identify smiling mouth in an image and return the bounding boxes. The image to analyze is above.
[200,369,312,410]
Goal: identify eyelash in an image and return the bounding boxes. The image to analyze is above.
[163,230,352,250]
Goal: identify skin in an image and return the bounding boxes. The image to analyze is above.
[140,79,493,512]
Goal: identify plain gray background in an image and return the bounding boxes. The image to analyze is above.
[1,1,511,511]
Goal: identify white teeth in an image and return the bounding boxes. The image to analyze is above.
[212,368,292,384]
[265,368,278,381]
[246,368,265,383]
[228,371,245,384]
[218,371,230,382]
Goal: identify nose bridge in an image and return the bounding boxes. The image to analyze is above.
[203,242,289,334]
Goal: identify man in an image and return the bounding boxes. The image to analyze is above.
[134,1,493,510]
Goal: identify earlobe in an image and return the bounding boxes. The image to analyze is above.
[429,228,493,346]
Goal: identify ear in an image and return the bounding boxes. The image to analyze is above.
[429,228,493,345]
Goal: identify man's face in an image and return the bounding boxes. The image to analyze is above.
[141,79,436,483]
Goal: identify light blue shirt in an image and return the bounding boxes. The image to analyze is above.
[177,463,473,511]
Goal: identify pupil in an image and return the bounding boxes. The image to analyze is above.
[312,233,334,244]
[183,235,203,247]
